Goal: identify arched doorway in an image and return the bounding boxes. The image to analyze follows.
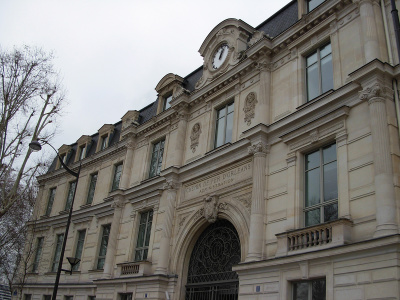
[185,219,240,299]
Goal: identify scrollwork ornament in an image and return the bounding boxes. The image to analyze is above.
[248,142,269,155]
[190,123,202,153]
[243,92,258,126]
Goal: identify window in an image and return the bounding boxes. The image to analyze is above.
[43,295,51,300]
[293,278,326,300]
[306,43,333,101]
[111,163,123,191]
[119,294,132,300]
[78,145,86,160]
[100,135,108,151]
[45,188,56,216]
[86,173,98,204]
[304,144,338,227]
[215,102,234,148]
[163,94,172,111]
[149,140,164,178]
[88,297,96,300]
[97,224,111,269]
[58,153,67,169]
[65,181,77,211]
[134,210,153,261]
[24,295,32,300]
[64,296,73,300]
[52,234,64,272]
[307,0,325,12]
[32,237,44,272]
[72,229,86,271]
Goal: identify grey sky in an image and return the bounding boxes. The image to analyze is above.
[1,0,292,150]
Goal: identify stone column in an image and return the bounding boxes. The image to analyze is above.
[336,131,351,219]
[256,61,271,125]
[285,152,298,231]
[102,196,124,278]
[359,0,381,62]
[359,83,398,237]
[174,110,189,167]
[120,137,135,189]
[246,142,268,262]
[155,180,178,274]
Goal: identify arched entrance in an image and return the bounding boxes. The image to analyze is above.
[185,219,240,299]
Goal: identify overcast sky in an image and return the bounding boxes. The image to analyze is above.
[1,0,292,150]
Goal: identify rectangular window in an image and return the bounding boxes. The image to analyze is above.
[215,102,234,148]
[86,173,98,204]
[163,94,172,111]
[79,145,86,160]
[45,188,56,216]
[32,237,44,272]
[293,278,326,300]
[24,295,32,300]
[64,296,73,300]
[43,295,51,300]
[88,297,96,300]
[134,210,153,261]
[52,233,64,272]
[100,135,108,150]
[65,181,77,211]
[306,42,333,101]
[149,140,165,178]
[111,163,123,191]
[97,224,111,269]
[119,294,132,300]
[304,144,338,227]
[307,0,325,12]
[72,229,86,271]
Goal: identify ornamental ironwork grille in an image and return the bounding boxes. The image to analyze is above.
[186,219,240,300]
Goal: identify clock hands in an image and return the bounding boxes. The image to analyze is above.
[219,47,225,60]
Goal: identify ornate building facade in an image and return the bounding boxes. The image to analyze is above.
[20,0,400,299]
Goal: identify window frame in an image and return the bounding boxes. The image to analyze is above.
[86,172,98,204]
[214,101,234,149]
[305,42,333,102]
[292,278,326,300]
[78,145,86,160]
[100,134,109,151]
[65,181,77,211]
[72,229,86,271]
[96,224,111,270]
[119,293,132,300]
[45,187,56,216]
[31,236,44,272]
[162,94,172,111]
[111,163,123,191]
[148,139,165,178]
[304,143,338,227]
[134,210,153,262]
[51,233,64,272]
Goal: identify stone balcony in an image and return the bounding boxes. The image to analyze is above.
[117,261,152,277]
[275,218,353,257]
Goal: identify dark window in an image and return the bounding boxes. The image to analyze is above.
[119,294,132,300]
[72,229,86,271]
[64,296,73,300]
[52,234,64,272]
[45,188,56,216]
[149,140,165,178]
[293,278,326,300]
[24,295,31,300]
[134,210,153,261]
[86,173,98,204]
[306,43,333,101]
[32,237,44,272]
[307,0,325,12]
[215,102,234,148]
[304,144,338,226]
[111,163,123,191]
[97,224,111,269]
[43,295,51,300]
[65,181,76,211]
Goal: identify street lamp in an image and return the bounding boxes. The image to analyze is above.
[29,140,81,300]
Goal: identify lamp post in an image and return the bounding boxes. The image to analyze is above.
[29,140,81,300]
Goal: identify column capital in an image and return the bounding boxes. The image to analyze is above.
[359,83,382,101]
[111,196,124,209]
[163,180,178,191]
[248,142,269,156]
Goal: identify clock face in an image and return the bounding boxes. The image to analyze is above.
[212,44,229,69]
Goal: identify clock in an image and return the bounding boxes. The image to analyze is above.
[212,44,229,69]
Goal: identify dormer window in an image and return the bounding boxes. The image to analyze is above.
[163,94,172,111]
[75,135,92,162]
[78,145,86,160]
[56,145,71,169]
[96,124,115,153]
[307,0,325,12]
[59,153,67,168]
[100,135,108,151]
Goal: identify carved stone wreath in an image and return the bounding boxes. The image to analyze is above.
[243,92,258,126]
[190,123,202,153]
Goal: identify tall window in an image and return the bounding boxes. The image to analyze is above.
[78,145,86,160]
[119,294,132,300]
[65,181,77,211]
[52,234,64,272]
[149,140,164,178]
[72,229,86,271]
[32,237,44,272]
[307,0,325,12]
[163,94,172,111]
[45,188,56,216]
[304,144,338,227]
[111,163,123,191]
[306,43,333,101]
[134,210,153,261]
[215,102,234,148]
[86,173,98,204]
[97,224,111,269]
[43,295,51,300]
[100,135,108,150]
[293,278,326,300]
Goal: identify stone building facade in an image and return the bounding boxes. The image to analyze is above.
[20,0,400,299]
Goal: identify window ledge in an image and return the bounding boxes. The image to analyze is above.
[275,218,353,257]
[59,210,69,215]
[88,269,104,273]
[40,215,50,219]
[117,261,152,277]
[80,203,92,209]
[44,272,57,275]
[296,89,334,111]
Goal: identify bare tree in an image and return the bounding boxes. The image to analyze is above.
[0,45,65,218]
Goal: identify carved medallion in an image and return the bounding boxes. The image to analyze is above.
[190,123,202,153]
[243,92,258,126]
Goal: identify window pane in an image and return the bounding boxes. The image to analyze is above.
[308,0,325,12]
[136,224,145,248]
[65,181,76,210]
[97,258,105,269]
[73,230,86,271]
[227,102,234,113]
[293,282,308,300]
[322,144,336,163]
[312,279,326,300]
[306,150,320,170]
[52,234,64,272]
[323,161,337,201]
[320,43,331,58]
[306,52,317,66]
[306,208,320,227]
[225,112,233,144]
[217,107,226,119]
[87,173,97,204]
[321,54,333,93]
[32,237,44,272]
[307,63,319,101]
[324,203,338,222]
[305,168,320,207]
[46,188,56,216]
[215,118,225,148]
[135,250,142,261]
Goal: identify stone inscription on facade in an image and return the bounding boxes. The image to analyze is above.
[184,161,252,200]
